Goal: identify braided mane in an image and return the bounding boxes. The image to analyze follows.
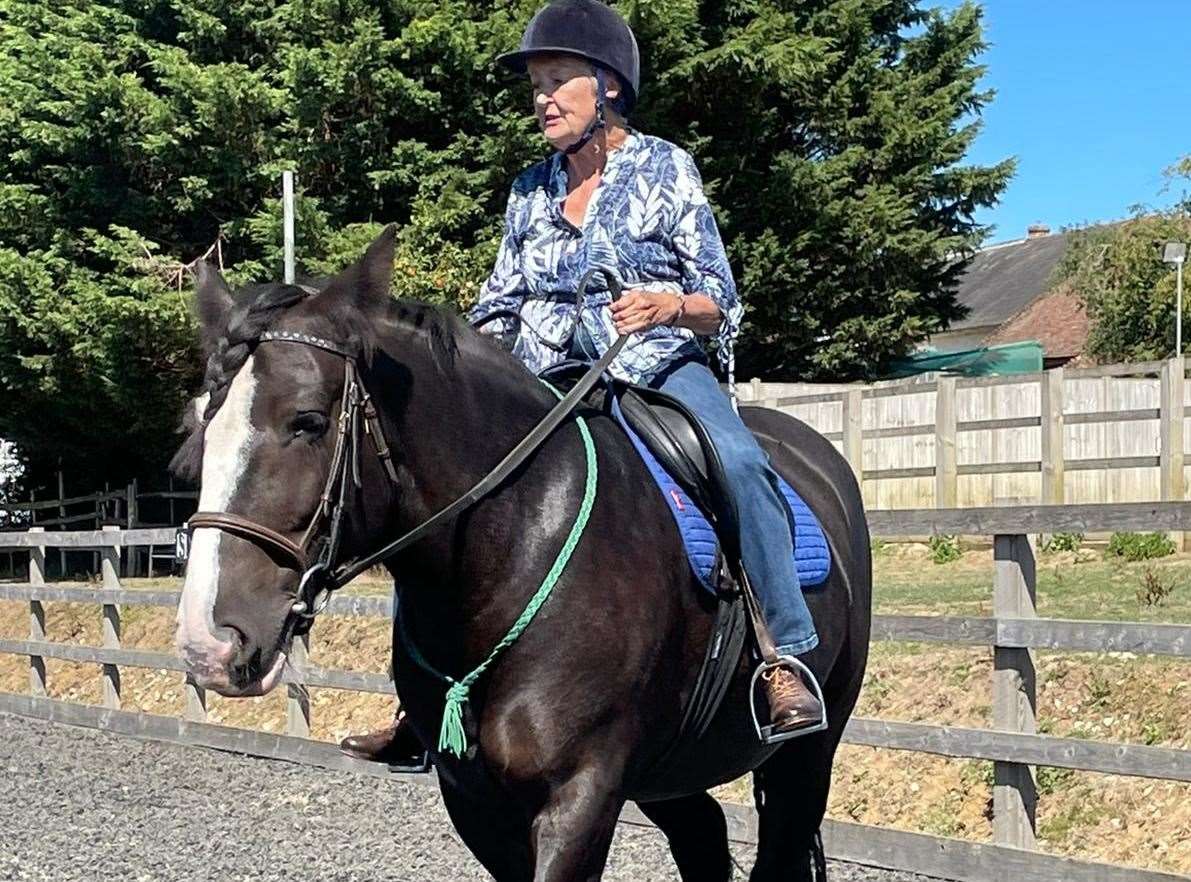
[170,281,314,481]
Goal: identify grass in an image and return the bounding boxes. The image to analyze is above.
[871,544,1191,623]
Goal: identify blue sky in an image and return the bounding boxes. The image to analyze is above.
[937,1,1191,245]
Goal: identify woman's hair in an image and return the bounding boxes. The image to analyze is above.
[598,64,630,119]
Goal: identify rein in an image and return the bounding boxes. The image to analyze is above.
[186,267,626,645]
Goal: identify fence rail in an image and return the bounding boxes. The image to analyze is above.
[1,507,1189,882]
[1,478,196,581]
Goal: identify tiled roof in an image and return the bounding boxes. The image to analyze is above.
[951,232,1072,330]
[984,282,1089,358]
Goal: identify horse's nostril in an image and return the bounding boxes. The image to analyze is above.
[212,623,245,656]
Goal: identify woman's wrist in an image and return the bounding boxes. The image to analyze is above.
[668,293,687,327]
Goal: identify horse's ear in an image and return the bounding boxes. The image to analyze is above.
[192,260,234,353]
[355,224,397,311]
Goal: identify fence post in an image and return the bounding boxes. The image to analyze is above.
[57,469,66,577]
[1040,368,1065,506]
[184,675,208,723]
[992,533,1038,850]
[28,526,47,696]
[842,388,864,487]
[1160,357,1186,551]
[125,480,138,575]
[287,634,311,738]
[749,377,762,404]
[101,525,122,709]
[92,492,101,575]
[935,376,958,508]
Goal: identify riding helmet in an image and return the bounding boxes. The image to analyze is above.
[498,0,641,115]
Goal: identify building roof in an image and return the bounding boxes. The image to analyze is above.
[950,230,1072,331]
[983,282,1089,359]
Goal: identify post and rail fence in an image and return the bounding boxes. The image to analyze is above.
[0,477,197,580]
[1,502,1189,882]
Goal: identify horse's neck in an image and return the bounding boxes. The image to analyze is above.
[363,314,569,668]
[362,310,559,540]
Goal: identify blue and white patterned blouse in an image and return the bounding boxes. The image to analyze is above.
[468,131,742,385]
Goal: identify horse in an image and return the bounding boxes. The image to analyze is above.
[172,226,871,882]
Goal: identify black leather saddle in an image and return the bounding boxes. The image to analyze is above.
[614,384,743,558]
[539,360,741,556]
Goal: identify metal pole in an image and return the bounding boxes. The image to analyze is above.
[282,171,295,285]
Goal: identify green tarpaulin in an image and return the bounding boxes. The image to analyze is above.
[886,341,1044,378]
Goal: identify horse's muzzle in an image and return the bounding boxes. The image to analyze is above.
[175,622,288,697]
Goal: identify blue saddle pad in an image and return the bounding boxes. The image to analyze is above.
[613,409,831,593]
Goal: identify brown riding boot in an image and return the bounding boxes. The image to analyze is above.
[762,667,823,733]
[339,709,427,765]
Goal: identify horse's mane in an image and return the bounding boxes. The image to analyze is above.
[170,278,512,482]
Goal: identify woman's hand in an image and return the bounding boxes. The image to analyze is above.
[610,290,684,335]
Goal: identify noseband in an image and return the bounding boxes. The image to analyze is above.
[185,267,628,640]
[187,329,400,636]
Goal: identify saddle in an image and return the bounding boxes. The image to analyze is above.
[614,385,737,548]
[610,386,831,593]
[539,363,831,750]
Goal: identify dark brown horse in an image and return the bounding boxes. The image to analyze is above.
[172,227,871,881]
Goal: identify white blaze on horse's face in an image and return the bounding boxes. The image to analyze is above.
[175,356,261,688]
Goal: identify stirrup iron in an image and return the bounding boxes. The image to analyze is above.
[749,654,829,745]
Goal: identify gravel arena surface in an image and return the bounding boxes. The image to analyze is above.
[0,713,940,882]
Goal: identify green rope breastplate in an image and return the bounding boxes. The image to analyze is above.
[399,390,599,759]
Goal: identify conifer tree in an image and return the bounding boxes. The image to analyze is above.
[0,0,1010,492]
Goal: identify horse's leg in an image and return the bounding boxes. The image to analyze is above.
[529,766,624,882]
[439,779,533,882]
[636,793,733,882]
[750,646,865,882]
[748,733,835,882]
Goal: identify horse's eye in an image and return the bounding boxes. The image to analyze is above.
[290,411,329,439]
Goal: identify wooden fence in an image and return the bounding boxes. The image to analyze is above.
[0,478,197,580]
[738,357,1191,516]
[1,504,1189,881]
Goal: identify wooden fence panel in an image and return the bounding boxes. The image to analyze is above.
[743,357,1191,511]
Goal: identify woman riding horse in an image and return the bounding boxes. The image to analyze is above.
[341,0,823,764]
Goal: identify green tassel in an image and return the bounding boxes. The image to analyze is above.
[438,680,471,758]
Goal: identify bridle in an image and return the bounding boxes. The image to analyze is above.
[184,267,629,641]
[187,328,400,636]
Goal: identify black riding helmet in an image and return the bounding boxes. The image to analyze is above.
[498,0,640,153]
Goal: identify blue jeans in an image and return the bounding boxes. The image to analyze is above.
[648,358,819,656]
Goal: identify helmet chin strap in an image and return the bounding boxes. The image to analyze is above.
[563,67,608,156]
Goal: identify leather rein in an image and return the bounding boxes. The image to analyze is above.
[185,267,626,640]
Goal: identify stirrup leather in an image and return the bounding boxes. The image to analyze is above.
[749,655,829,745]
